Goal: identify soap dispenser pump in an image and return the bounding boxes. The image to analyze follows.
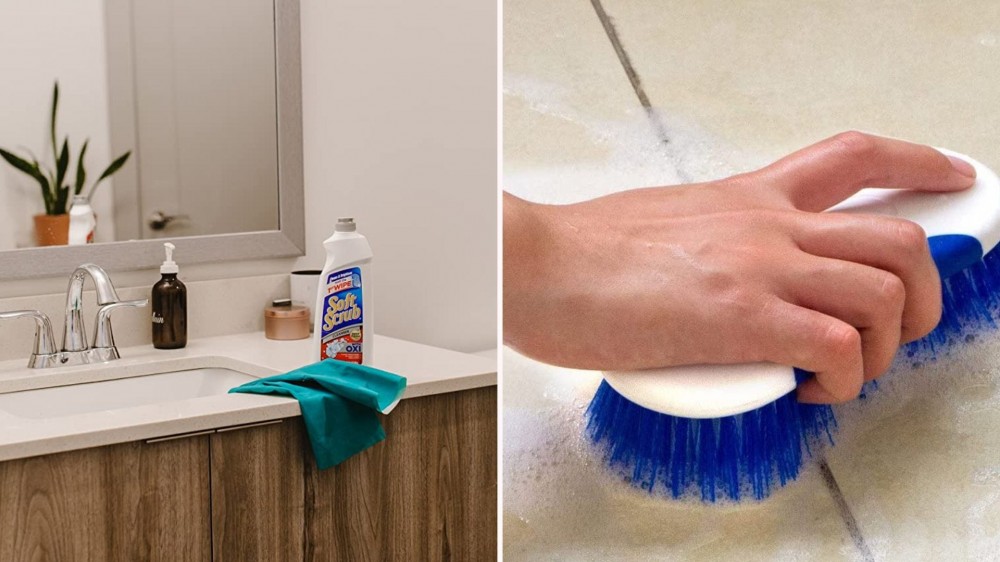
[152,242,187,349]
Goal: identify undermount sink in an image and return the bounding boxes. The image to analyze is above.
[0,368,257,419]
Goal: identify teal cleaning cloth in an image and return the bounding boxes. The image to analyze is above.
[229,359,406,469]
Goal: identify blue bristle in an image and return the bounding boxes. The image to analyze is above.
[774,394,799,485]
[717,417,740,500]
[697,419,717,501]
[586,380,835,502]
[587,249,1000,502]
[907,248,1000,357]
[670,417,690,497]
[744,407,766,499]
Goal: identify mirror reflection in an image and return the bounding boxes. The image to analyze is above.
[0,0,280,249]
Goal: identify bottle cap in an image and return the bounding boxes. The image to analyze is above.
[335,217,356,232]
[161,242,179,274]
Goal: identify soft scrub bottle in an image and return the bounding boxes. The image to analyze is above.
[314,218,373,364]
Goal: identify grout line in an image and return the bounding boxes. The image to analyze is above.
[818,459,875,562]
[588,0,697,184]
[587,0,672,146]
[588,0,650,107]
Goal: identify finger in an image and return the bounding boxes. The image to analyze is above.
[758,131,976,212]
[792,213,942,342]
[754,299,864,403]
[780,255,905,382]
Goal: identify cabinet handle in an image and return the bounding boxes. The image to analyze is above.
[146,429,216,444]
[143,419,284,443]
[215,419,284,433]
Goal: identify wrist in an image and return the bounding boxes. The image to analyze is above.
[503,193,555,344]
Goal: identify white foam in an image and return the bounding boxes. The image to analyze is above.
[504,74,767,206]
[504,74,1000,557]
[503,347,858,560]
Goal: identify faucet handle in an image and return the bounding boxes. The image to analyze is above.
[93,299,148,351]
[0,310,58,358]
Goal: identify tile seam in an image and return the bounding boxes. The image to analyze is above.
[819,458,875,562]
[589,0,687,182]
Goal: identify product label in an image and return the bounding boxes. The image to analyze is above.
[319,267,364,363]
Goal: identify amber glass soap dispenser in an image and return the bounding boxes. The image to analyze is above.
[152,242,187,349]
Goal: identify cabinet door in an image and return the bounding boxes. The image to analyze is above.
[304,386,497,561]
[209,387,498,562]
[0,435,211,562]
[209,421,306,562]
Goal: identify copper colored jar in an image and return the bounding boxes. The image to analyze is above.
[264,300,310,340]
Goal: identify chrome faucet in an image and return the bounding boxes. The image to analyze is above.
[0,310,59,368]
[63,264,121,353]
[0,264,147,368]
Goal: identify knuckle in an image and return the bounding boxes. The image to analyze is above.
[816,322,864,402]
[873,272,906,309]
[697,261,740,294]
[821,323,861,357]
[889,219,928,255]
[828,130,877,161]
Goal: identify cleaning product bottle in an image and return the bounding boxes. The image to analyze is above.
[152,242,187,349]
[314,218,373,364]
[68,195,96,245]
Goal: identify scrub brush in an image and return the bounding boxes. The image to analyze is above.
[586,150,1000,502]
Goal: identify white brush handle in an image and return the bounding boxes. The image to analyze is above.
[604,363,797,419]
[605,150,1000,418]
[829,149,1000,252]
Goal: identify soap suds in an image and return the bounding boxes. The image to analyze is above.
[504,78,1000,559]
[503,348,859,561]
[503,73,767,206]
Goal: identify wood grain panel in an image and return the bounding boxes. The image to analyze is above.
[303,386,498,561]
[0,436,211,562]
[209,420,306,562]
[0,386,497,561]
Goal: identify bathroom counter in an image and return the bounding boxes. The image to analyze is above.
[0,332,496,461]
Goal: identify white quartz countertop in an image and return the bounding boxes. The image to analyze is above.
[0,332,496,462]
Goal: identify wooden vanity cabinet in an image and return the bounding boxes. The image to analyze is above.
[0,433,212,561]
[0,386,497,562]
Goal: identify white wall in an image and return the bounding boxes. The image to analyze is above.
[119,0,280,239]
[0,0,498,354]
[0,0,117,247]
[291,0,498,352]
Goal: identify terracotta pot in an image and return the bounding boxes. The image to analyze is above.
[33,213,70,246]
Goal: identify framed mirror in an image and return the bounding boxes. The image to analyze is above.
[0,0,303,280]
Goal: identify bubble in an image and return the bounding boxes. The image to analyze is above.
[503,75,1000,557]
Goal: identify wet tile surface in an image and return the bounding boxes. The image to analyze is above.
[503,349,857,561]
[503,0,668,204]
[598,0,1000,171]
[504,0,1000,559]
[822,337,1000,560]
[591,1,1000,558]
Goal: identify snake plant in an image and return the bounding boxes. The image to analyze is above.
[0,82,131,215]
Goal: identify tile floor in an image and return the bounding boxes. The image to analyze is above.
[503,1,1000,559]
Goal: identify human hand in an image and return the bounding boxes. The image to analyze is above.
[503,132,977,404]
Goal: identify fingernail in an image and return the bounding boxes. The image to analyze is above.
[947,154,977,178]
